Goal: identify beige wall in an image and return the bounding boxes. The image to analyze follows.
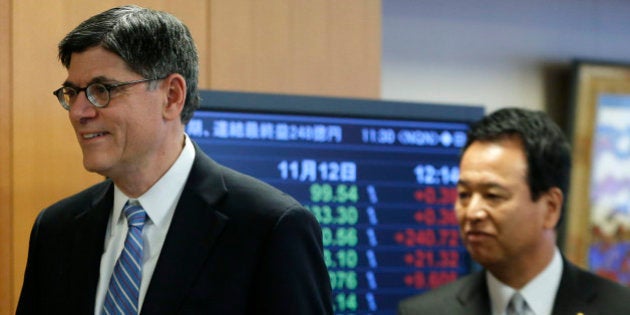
[208,1,380,97]
[1,1,381,313]
[1,0,12,314]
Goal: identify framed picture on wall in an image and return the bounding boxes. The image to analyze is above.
[565,60,630,286]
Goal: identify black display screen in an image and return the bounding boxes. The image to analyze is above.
[187,91,484,315]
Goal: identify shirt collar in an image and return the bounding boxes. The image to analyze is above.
[520,248,563,315]
[487,247,563,315]
[113,134,196,227]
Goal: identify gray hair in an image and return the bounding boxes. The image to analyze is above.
[58,5,200,123]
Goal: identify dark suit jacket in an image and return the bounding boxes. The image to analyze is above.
[398,258,630,315]
[17,145,333,314]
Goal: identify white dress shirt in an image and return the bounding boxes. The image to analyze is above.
[94,135,196,314]
[487,248,563,315]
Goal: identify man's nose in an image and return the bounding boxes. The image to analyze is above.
[464,194,488,221]
[68,90,97,121]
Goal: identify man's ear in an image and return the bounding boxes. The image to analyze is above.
[162,73,186,121]
[542,187,563,229]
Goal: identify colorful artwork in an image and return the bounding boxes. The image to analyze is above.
[588,94,630,285]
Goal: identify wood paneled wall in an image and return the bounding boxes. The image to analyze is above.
[208,1,381,97]
[2,1,380,313]
[1,1,12,314]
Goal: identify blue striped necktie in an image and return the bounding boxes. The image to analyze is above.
[103,201,147,315]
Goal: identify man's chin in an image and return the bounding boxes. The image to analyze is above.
[467,247,498,267]
[82,160,111,177]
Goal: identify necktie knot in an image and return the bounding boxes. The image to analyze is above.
[124,201,147,228]
[507,292,527,315]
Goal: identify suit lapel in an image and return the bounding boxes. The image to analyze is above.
[552,259,600,315]
[67,181,113,313]
[455,271,492,315]
[142,149,229,314]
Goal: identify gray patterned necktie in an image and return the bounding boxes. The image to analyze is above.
[506,292,527,315]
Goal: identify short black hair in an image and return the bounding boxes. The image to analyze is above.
[58,5,200,123]
[464,107,572,204]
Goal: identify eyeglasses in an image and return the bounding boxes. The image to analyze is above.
[53,77,163,110]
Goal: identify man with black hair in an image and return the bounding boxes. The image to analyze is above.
[399,108,630,315]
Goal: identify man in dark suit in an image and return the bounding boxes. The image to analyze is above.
[399,108,630,315]
[17,5,332,315]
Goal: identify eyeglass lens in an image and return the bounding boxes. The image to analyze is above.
[86,84,109,107]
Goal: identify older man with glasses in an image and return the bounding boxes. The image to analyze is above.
[18,5,333,315]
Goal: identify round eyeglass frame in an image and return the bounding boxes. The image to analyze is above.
[52,77,163,110]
